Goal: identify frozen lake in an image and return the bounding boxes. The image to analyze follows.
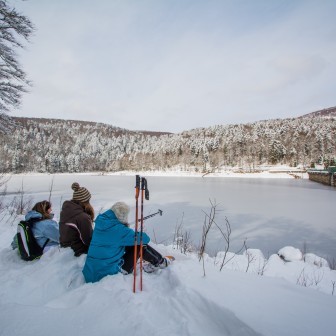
[3,173,336,260]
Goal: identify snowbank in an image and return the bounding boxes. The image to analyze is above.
[0,241,335,336]
[278,246,303,261]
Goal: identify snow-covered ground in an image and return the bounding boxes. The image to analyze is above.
[1,170,335,336]
[112,171,308,179]
[0,241,335,336]
[88,167,309,179]
[5,164,309,179]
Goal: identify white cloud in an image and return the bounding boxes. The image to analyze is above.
[11,0,336,132]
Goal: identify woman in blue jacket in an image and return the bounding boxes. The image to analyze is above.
[12,200,59,252]
[83,202,171,283]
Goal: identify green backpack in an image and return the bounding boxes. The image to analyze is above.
[16,219,49,261]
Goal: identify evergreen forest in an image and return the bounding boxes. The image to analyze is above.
[1,109,335,174]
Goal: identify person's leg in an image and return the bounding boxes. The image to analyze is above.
[122,245,139,274]
[122,245,168,274]
[142,245,165,267]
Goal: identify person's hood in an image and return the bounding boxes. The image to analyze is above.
[95,209,121,231]
[61,200,86,221]
[25,210,42,221]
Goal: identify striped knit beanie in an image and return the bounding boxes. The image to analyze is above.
[71,182,91,203]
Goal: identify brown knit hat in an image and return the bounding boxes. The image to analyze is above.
[71,182,91,203]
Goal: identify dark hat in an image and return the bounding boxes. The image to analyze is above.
[71,182,91,203]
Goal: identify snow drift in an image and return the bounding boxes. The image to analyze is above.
[0,242,335,336]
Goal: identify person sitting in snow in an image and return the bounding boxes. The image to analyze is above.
[11,200,60,252]
[59,182,94,257]
[82,201,172,283]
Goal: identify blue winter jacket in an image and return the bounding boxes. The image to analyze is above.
[26,211,60,249]
[12,210,60,250]
[82,209,150,283]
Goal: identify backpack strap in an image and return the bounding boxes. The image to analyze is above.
[27,217,50,251]
[42,238,50,250]
[27,217,42,226]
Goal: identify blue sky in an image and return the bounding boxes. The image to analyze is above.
[12,0,336,132]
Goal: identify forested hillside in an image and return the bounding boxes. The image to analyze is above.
[0,110,335,173]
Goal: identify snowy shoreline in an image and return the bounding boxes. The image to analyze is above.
[4,169,309,179]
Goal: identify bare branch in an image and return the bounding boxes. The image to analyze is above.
[0,1,34,115]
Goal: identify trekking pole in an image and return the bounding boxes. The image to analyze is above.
[139,177,149,291]
[140,209,162,221]
[130,209,162,224]
[133,175,141,293]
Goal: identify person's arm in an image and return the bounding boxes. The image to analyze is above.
[11,235,18,250]
[119,225,150,246]
[42,220,60,243]
[77,214,93,246]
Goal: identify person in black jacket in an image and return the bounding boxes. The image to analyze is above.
[59,182,94,256]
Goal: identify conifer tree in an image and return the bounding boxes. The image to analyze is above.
[0,0,34,129]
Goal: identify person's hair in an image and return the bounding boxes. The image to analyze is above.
[32,200,52,220]
[72,199,95,221]
[83,201,95,221]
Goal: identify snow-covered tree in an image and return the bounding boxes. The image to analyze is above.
[0,1,34,119]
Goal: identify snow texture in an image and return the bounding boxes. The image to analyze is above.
[1,238,336,336]
[1,173,336,336]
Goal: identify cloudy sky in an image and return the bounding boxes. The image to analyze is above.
[12,0,336,133]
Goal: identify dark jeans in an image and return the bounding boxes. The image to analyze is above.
[122,245,164,274]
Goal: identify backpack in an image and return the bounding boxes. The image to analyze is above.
[16,219,50,261]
